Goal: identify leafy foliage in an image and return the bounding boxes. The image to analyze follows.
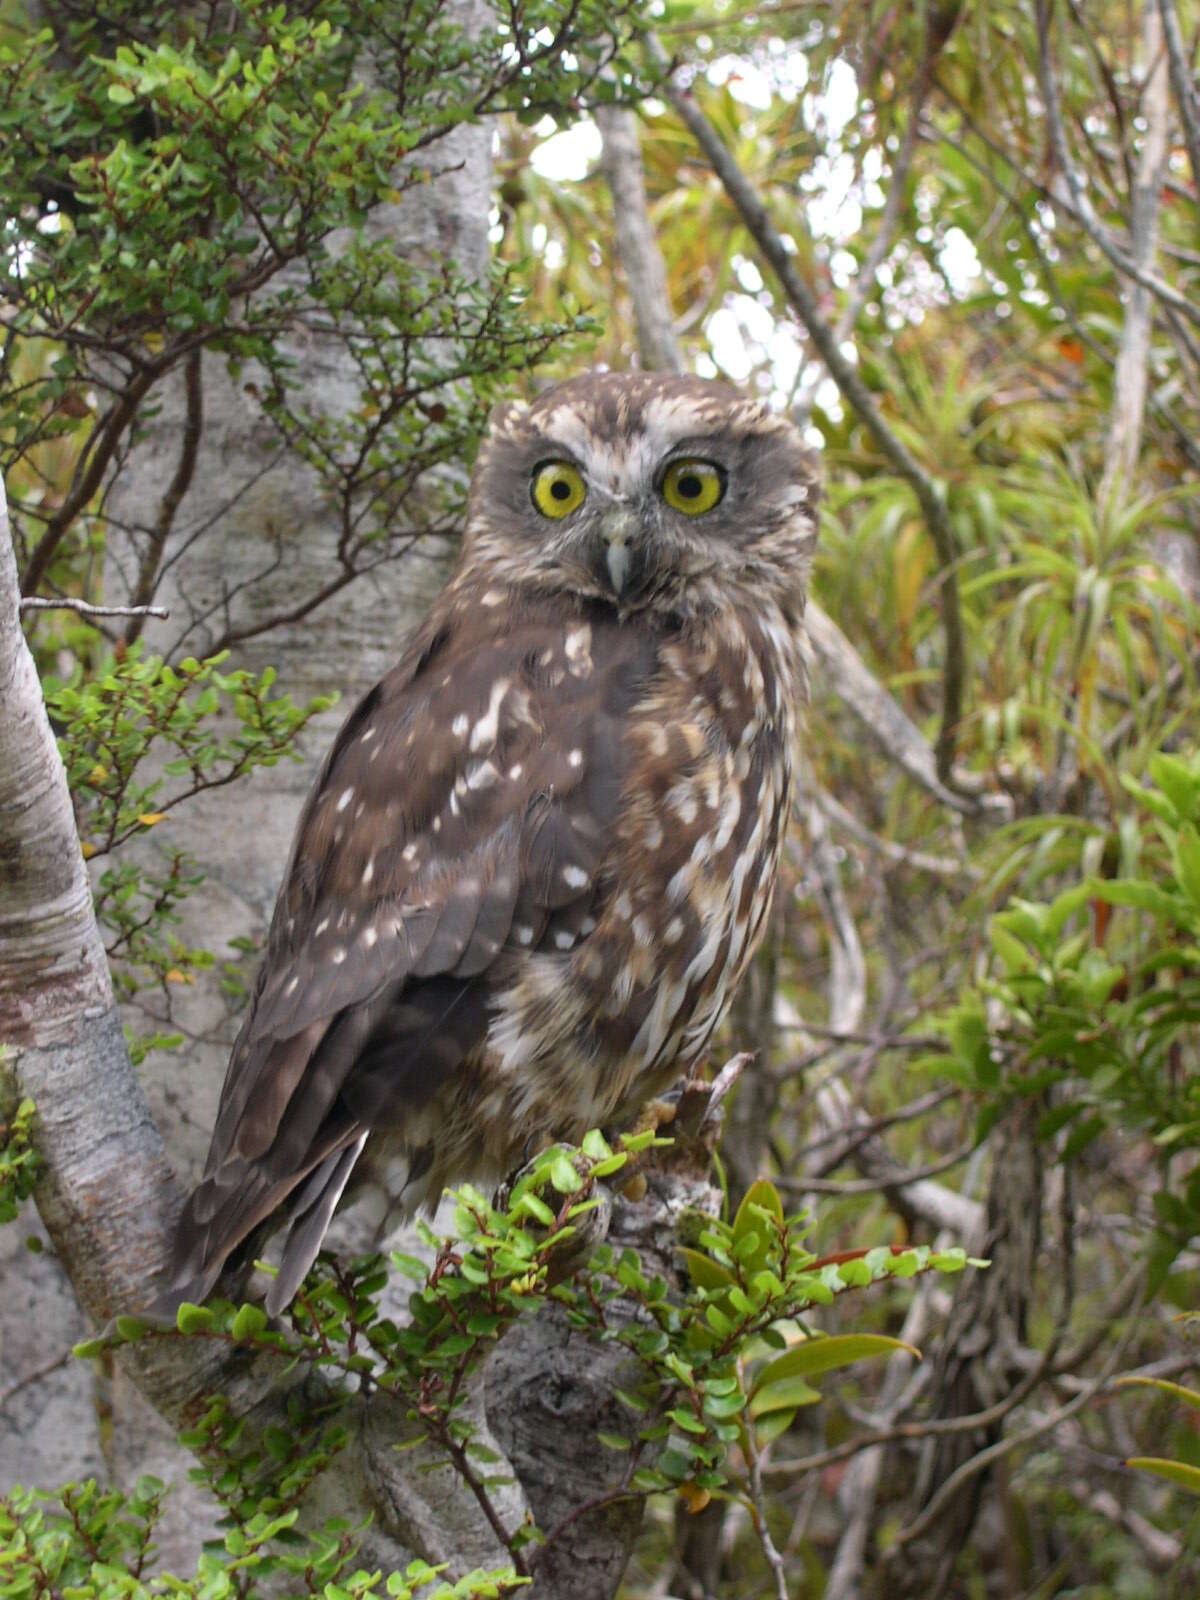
[928,750,1200,1273]
[0,1090,39,1228]
[72,1136,978,1566]
[0,1477,527,1600]
[43,647,332,1004]
[1,0,639,603]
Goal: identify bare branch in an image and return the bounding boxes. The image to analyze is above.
[596,103,684,375]
[1100,2,1170,506]
[885,1278,1147,1559]
[818,787,980,879]
[793,20,941,423]
[742,1392,789,1600]
[806,603,1006,818]
[126,348,204,644]
[19,598,170,620]
[1157,0,1200,202]
[1036,0,1200,331]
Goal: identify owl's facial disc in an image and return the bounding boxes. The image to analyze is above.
[529,453,729,599]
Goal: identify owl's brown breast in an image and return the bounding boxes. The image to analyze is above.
[458,595,802,1173]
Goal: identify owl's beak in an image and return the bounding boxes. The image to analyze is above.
[598,508,641,597]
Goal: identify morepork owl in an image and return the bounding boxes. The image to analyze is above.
[164,372,819,1315]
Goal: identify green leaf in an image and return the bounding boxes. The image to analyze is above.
[231,1302,269,1340]
[548,1151,582,1193]
[754,1407,798,1445]
[1115,1376,1200,1410]
[752,1334,920,1393]
[176,1301,216,1334]
[1149,753,1200,823]
[733,1179,783,1244]
[747,1375,822,1417]
[1174,823,1200,909]
[680,1247,736,1290]
[1126,1457,1200,1495]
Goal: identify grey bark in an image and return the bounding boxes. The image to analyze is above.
[1099,3,1170,506]
[2,0,493,1523]
[884,1100,1044,1599]
[596,104,684,375]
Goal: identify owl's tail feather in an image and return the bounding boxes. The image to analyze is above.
[136,1126,369,1328]
[265,1130,369,1315]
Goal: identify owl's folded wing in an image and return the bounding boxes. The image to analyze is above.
[160,602,652,1313]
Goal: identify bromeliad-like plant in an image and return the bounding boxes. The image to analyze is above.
[928,747,1200,1276]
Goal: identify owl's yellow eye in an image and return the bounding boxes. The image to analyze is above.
[660,459,725,515]
[532,461,586,519]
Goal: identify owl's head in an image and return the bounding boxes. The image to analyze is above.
[462,373,818,618]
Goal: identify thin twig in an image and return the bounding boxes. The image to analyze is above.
[1157,0,1200,204]
[126,347,204,644]
[818,788,980,879]
[0,1347,76,1415]
[780,1139,975,1195]
[793,15,942,423]
[742,1371,789,1600]
[1036,0,1200,331]
[19,597,169,620]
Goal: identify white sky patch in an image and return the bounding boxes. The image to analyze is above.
[822,59,859,140]
[732,254,764,293]
[513,38,958,412]
[707,56,774,110]
[707,306,754,382]
[530,119,602,182]
[939,226,982,294]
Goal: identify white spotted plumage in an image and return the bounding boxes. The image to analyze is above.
[161,372,817,1319]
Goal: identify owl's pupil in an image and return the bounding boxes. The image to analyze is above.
[550,479,571,501]
[678,474,702,499]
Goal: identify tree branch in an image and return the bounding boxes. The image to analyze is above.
[646,34,968,786]
[126,348,204,645]
[596,103,684,375]
[19,598,169,620]
[1156,0,1200,213]
[1099,2,1170,506]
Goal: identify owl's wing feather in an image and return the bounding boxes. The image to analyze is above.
[162,600,653,1310]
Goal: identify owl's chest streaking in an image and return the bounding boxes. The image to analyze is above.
[480,598,803,1141]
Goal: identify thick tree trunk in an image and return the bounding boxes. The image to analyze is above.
[0,12,695,1592]
[4,459,717,1593]
[1,0,493,1537]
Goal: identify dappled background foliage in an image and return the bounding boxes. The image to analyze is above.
[3,0,1200,1596]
